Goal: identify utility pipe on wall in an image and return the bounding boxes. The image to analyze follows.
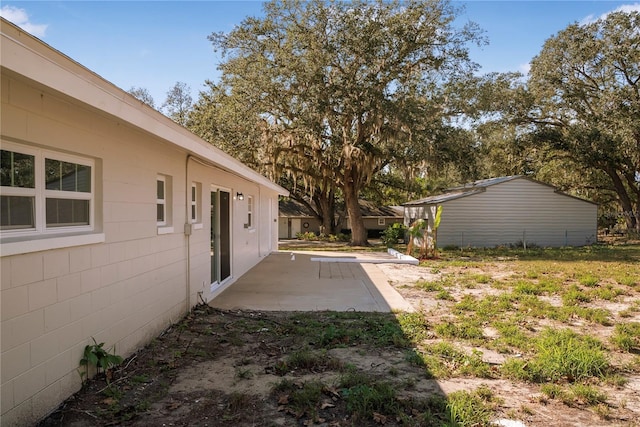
[184,155,193,315]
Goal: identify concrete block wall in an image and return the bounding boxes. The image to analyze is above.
[0,237,189,425]
[1,58,281,425]
[0,76,191,425]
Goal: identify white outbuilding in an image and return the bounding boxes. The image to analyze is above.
[403,176,597,248]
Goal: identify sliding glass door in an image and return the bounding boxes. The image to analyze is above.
[211,189,231,286]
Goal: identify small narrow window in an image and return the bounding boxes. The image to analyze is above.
[247,195,253,228]
[378,218,386,226]
[191,182,201,223]
[157,176,166,226]
[156,174,173,234]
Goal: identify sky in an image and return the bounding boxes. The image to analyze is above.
[2,1,640,107]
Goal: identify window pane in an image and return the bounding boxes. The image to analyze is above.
[75,164,92,192]
[157,180,165,200]
[1,150,35,188]
[191,186,196,202]
[0,195,35,229]
[45,159,91,192]
[46,198,90,227]
[157,204,165,222]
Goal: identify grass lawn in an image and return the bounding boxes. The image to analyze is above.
[377,243,640,425]
[41,244,640,426]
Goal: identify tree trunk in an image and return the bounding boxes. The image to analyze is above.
[344,168,368,246]
[605,166,638,232]
[623,171,640,233]
[314,190,336,235]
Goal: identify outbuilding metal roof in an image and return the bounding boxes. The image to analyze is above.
[446,175,522,191]
[403,189,484,206]
[403,175,597,207]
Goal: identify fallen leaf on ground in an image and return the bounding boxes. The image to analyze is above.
[101,398,116,406]
[278,394,290,404]
[373,412,387,424]
[166,401,182,410]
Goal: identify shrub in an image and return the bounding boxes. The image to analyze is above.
[327,233,350,242]
[296,231,318,241]
[381,222,406,247]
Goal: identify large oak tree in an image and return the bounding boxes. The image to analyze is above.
[202,0,482,245]
[528,11,640,232]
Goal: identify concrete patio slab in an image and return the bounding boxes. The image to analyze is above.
[209,251,414,312]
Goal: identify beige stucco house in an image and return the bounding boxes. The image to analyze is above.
[403,176,597,248]
[0,18,287,425]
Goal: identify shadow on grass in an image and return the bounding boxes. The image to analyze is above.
[38,306,501,426]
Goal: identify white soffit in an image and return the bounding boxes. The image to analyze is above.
[0,19,287,195]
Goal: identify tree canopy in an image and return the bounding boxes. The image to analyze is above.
[162,82,193,126]
[186,3,640,240]
[527,11,640,231]
[128,86,155,108]
[195,0,483,245]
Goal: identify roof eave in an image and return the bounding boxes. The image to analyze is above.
[0,18,288,196]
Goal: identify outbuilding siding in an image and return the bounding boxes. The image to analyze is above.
[404,177,597,248]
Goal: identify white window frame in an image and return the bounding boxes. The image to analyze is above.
[190,181,202,226]
[247,195,254,229]
[1,141,95,238]
[378,217,386,226]
[156,175,167,227]
[156,174,173,234]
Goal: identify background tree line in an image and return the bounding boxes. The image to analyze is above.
[131,0,639,244]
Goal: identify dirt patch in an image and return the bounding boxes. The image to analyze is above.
[39,247,640,426]
[39,309,450,427]
[376,257,640,427]
[39,306,639,427]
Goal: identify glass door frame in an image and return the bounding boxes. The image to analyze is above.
[210,185,232,291]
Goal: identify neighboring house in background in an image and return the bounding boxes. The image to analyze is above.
[345,201,404,237]
[0,19,287,426]
[278,199,404,238]
[403,176,597,248]
[278,198,321,238]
